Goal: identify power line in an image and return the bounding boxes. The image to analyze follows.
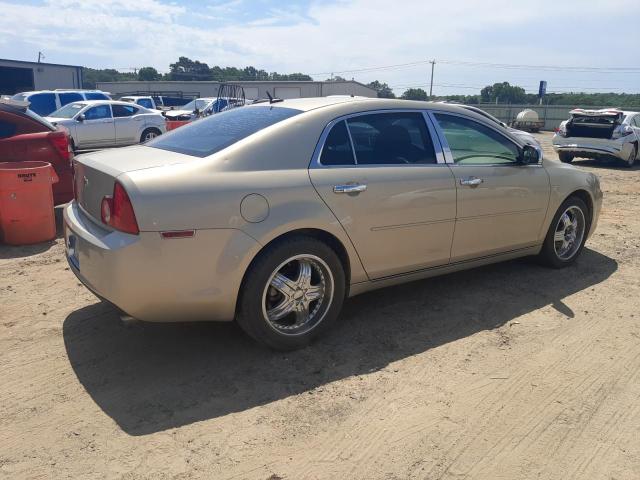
[310,58,640,77]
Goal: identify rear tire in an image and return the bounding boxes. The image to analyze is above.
[622,144,637,168]
[140,127,161,143]
[538,196,590,268]
[558,152,574,163]
[236,236,346,350]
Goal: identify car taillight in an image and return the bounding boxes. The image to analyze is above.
[555,125,567,137]
[612,125,633,139]
[49,131,71,161]
[101,182,139,234]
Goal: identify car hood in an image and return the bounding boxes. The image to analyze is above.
[45,117,74,124]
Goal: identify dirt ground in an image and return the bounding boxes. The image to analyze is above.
[1,132,639,480]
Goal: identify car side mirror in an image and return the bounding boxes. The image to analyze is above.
[77,114,85,122]
[520,144,540,165]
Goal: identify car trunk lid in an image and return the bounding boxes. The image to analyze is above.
[566,109,623,139]
[73,145,196,221]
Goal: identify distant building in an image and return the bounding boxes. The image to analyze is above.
[96,80,378,100]
[0,58,83,95]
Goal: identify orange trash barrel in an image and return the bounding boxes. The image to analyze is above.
[0,161,59,245]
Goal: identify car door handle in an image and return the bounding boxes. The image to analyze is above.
[333,184,367,194]
[460,177,483,186]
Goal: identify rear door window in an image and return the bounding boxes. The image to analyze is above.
[27,93,57,116]
[147,106,302,157]
[320,121,355,166]
[112,104,138,117]
[347,112,437,165]
[59,92,83,106]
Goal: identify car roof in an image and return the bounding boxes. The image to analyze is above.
[65,100,150,107]
[16,90,107,95]
[245,96,488,116]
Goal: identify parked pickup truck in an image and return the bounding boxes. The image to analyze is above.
[553,108,640,167]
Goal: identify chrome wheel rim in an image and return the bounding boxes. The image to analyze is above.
[553,206,586,260]
[261,255,334,336]
[144,131,158,141]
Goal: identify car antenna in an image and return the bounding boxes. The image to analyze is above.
[265,91,284,104]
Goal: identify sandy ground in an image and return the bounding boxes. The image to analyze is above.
[1,132,639,480]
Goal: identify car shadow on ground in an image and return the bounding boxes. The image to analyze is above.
[0,206,64,259]
[570,158,640,171]
[63,248,617,436]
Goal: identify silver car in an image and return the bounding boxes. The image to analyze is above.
[46,100,166,150]
[553,108,640,167]
[64,97,602,350]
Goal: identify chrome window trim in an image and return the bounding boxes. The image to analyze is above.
[310,109,447,169]
[427,109,543,168]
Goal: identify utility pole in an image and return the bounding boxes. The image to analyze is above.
[429,60,435,97]
[37,51,44,63]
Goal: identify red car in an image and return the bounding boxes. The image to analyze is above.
[0,100,74,205]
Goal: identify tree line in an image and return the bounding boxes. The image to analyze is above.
[83,58,640,108]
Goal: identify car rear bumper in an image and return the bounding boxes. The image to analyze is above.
[552,135,633,160]
[63,201,260,322]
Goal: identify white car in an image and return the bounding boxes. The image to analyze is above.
[163,97,245,121]
[162,97,217,121]
[46,100,166,150]
[553,109,640,167]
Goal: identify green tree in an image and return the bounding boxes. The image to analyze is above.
[138,67,160,81]
[480,82,527,104]
[325,75,347,82]
[168,56,212,80]
[401,88,428,101]
[366,80,395,98]
[82,67,136,89]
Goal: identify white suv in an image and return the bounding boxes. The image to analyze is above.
[11,90,112,117]
[553,109,640,168]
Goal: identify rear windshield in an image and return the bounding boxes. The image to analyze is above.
[147,106,302,157]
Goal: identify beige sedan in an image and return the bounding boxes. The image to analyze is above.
[64,97,602,350]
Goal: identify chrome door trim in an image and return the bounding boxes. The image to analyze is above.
[309,108,448,169]
[426,109,543,168]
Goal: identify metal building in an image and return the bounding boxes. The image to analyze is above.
[0,58,83,95]
[96,80,378,100]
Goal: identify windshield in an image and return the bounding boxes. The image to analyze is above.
[181,99,213,111]
[147,105,302,157]
[50,103,86,119]
[11,94,27,102]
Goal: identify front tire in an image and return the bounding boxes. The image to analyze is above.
[140,127,161,143]
[538,196,590,268]
[558,152,574,163]
[236,236,346,350]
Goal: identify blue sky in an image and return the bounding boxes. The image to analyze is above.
[1,0,639,95]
